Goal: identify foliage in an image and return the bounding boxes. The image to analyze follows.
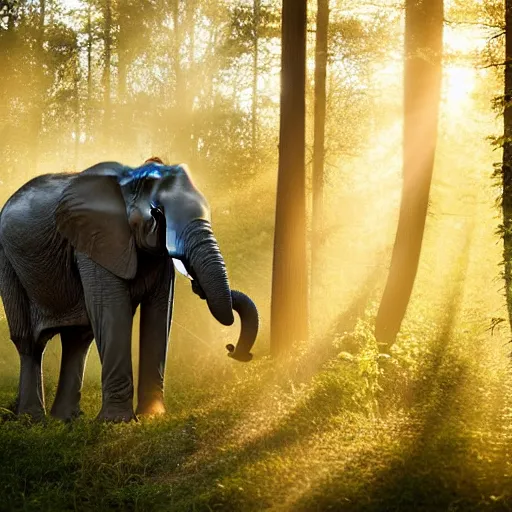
[0,299,511,511]
[0,0,511,510]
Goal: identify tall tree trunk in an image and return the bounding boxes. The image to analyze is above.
[171,0,185,158]
[185,0,195,160]
[0,2,16,156]
[73,62,80,170]
[86,1,93,145]
[117,1,128,152]
[311,0,329,296]
[503,0,512,328]
[117,0,127,104]
[375,0,444,347]
[252,0,260,155]
[270,0,309,355]
[29,0,46,176]
[103,0,112,154]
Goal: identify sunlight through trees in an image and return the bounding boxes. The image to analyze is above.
[375,0,444,347]
[1,0,512,509]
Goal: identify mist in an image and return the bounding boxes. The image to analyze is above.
[0,0,511,509]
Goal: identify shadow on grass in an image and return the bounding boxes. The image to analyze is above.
[6,256,495,511]
[139,268,386,511]
[287,264,385,384]
[291,224,512,511]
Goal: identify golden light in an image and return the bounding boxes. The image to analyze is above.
[140,400,166,417]
[442,24,488,113]
[444,66,477,111]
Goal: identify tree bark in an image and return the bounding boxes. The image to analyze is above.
[73,58,80,170]
[103,0,112,153]
[86,1,93,144]
[185,0,195,160]
[252,0,260,155]
[503,0,512,328]
[172,0,181,94]
[29,0,46,176]
[117,6,127,104]
[270,0,309,355]
[171,0,187,159]
[0,2,16,156]
[311,0,329,295]
[375,0,444,347]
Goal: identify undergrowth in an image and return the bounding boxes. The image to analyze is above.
[0,300,512,512]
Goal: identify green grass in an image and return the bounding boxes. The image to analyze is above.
[1,295,512,512]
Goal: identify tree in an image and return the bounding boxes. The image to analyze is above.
[169,0,195,161]
[252,0,260,154]
[270,0,309,354]
[311,0,329,295]
[84,0,94,146]
[28,0,46,174]
[102,0,112,153]
[0,1,18,159]
[375,0,444,346]
[503,0,512,327]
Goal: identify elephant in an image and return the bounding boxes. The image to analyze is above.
[0,157,258,422]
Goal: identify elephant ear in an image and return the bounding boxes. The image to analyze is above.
[55,174,137,280]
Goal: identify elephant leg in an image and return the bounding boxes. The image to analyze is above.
[136,262,174,416]
[0,245,42,419]
[50,327,93,421]
[17,345,46,420]
[76,253,135,422]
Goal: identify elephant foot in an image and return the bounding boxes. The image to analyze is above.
[97,404,137,423]
[136,399,166,417]
[17,406,46,423]
[50,405,84,423]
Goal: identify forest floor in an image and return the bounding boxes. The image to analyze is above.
[0,288,512,512]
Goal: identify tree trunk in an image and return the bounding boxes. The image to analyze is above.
[270,0,309,355]
[311,0,329,296]
[375,0,444,347]
[185,0,195,160]
[172,0,181,94]
[171,0,186,159]
[0,2,16,157]
[29,0,46,176]
[117,13,127,104]
[103,0,112,154]
[252,0,260,155]
[73,63,80,170]
[86,1,93,145]
[503,0,512,328]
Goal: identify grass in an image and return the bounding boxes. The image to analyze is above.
[1,291,512,512]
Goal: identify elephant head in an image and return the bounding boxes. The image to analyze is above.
[55,158,258,362]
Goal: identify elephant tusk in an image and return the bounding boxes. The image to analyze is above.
[172,258,194,280]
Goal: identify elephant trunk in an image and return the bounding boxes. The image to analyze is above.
[226,290,259,362]
[177,219,258,361]
[180,219,234,326]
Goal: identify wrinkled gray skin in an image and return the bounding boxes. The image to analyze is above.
[0,161,258,422]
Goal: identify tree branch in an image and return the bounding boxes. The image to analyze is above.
[444,17,503,30]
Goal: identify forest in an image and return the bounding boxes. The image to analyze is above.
[0,0,511,510]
